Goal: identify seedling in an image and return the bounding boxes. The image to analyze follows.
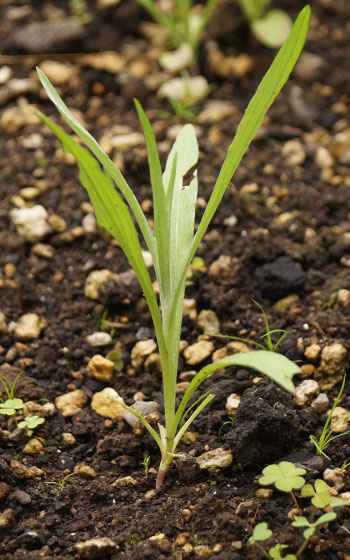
[218,416,233,439]
[259,461,306,512]
[0,398,24,417]
[136,0,219,69]
[310,374,350,460]
[237,0,292,48]
[18,415,45,436]
[45,472,76,490]
[214,300,288,352]
[0,371,23,401]
[36,7,310,488]
[141,455,151,479]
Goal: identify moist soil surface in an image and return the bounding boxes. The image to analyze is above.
[0,1,350,559]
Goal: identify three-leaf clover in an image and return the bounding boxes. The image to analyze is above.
[18,415,45,430]
[260,462,306,493]
[291,512,336,539]
[0,398,24,416]
[249,522,272,543]
[301,479,331,508]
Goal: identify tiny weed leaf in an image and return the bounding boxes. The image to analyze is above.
[260,462,306,492]
[291,516,310,528]
[269,543,296,560]
[301,479,331,508]
[330,496,350,507]
[18,415,45,430]
[249,522,272,542]
[314,512,337,525]
[0,398,24,416]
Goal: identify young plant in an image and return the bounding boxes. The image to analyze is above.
[237,0,292,48]
[259,461,306,512]
[141,455,151,479]
[214,299,288,352]
[18,415,45,436]
[310,374,350,460]
[45,472,76,490]
[0,371,23,401]
[136,0,219,69]
[35,6,310,488]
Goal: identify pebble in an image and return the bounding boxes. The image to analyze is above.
[255,488,273,499]
[183,298,197,320]
[42,402,56,416]
[55,390,88,417]
[194,545,213,558]
[74,465,96,479]
[198,101,238,124]
[38,60,77,85]
[88,354,114,382]
[10,20,84,54]
[226,394,241,415]
[111,131,145,152]
[62,432,76,445]
[328,407,349,433]
[47,214,67,232]
[209,255,238,285]
[315,146,334,169]
[196,448,233,470]
[175,454,201,481]
[0,78,36,107]
[82,213,97,233]
[22,438,44,455]
[86,332,113,347]
[183,340,214,365]
[0,65,12,85]
[84,269,118,300]
[197,310,220,335]
[10,460,34,479]
[337,289,350,308]
[21,133,43,150]
[0,310,7,333]
[31,243,55,258]
[304,344,321,361]
[15,529,46,549]
[19,187,41,200]
[311,393,329,413]
[255,256,306,298]
[294,51,324,80]
[281,138,306,166]
[323,468,345,491]
[0,509,14,530]
[0,101,41,133]
[15,313,46,341]
[112,476,137,486]
[0,482,10,501]
[11,489,31,505]
[78,51,125,74]
[294,379,320,407]
[124,400,159,428]
[10,205,51,242]
[131,339,157,368]
[320,343,347,375]
[75,537,118,559]
[91,387,125,419]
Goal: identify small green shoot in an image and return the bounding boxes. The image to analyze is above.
[310,374,350,460]
[18,415,45,435]
[218,416,233,439]
[141,455,151,479]
[0,398,24,416]
[36,6,310,488]
[300,479,331,508]
[259,461,306,512]
[291,512,337,540]
[269,544,296,560]
[237,0,292,48]
[45,472,76,490]
[0,371,23,401]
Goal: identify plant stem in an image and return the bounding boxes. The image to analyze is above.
[156,456,172,489]
[295,537,310,558]
[290,490,302,515]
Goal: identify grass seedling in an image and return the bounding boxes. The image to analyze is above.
[218,416,233,439]
[141,455,151,479]
[310,374,350,460]
[36,6,310,488]
[45,472,76,490]
[0,371,23,401]
[214,299,288,352]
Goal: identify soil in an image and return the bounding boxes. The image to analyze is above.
[0,1,350,559]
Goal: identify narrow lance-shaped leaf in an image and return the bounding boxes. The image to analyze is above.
[36,68,157,269]
[36,112,165,353]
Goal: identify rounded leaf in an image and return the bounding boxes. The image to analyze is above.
[250,522,272,542]
[252,10,292,48]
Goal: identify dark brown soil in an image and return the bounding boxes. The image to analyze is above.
[0,1,350,559]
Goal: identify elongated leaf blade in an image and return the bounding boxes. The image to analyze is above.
[191,5,311,258]
[37,111,163,341]
[36,68,156,262]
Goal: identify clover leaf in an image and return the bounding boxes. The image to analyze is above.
[260,461,306,492]
[249,522,272,543]
[292,512,336,539]
[0,398,24,416]
[269,543,296,560]
[18,415,45,430]
[301,479,331,508]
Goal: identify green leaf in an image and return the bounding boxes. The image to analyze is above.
[330,496,350,507]
[301,479,331,508]
[18,415,45,430]
[314,512,337,525]
[260,461,306,492]
[189,6,311,266]
[291,516,309,528]
[0,398,24,416]
[249,522,272,542]
[252,10,292,48]
[269,544,296,560]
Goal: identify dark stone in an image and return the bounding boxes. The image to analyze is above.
[175,454,201,482]
[5,20,85,54]
[255,256,306,299]
[15,529,47,549]
[11,489,32,505]
[225,378,299,467]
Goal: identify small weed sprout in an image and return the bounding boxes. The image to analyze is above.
[237,0,292,48]
[45,472,76,490]
[141,455,151,479]
[36,7,310,488]
[18,415,45,436]
[0,371,23,401]
[259,461,306,513]
[0,398,24,417]
[218,416,233,439]
[310,374,350,460]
